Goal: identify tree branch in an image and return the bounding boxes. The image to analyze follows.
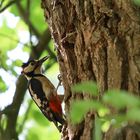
[0,28,52,140]
[16,1,40,38]
[18,100,33,134]
[0,0,16,13]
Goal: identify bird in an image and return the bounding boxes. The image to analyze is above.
[21,55,65,132]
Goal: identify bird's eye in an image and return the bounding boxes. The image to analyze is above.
[30,62,35,66]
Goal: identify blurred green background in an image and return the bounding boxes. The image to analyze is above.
[0,0,61,139]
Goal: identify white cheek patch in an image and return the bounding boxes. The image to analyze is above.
[24,65,34,73]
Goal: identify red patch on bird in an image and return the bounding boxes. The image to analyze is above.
[49,95,62,115]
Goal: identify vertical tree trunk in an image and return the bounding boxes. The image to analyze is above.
[41,0,140,140]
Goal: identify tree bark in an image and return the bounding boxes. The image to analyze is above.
[41,0,140,140]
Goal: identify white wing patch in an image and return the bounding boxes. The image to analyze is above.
[32,94,42,107]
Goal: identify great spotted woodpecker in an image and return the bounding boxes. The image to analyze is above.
[21,56,65,132]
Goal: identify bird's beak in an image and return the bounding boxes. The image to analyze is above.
[37,55,50,65]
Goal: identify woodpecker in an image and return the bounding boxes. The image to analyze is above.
[21,56,65,132]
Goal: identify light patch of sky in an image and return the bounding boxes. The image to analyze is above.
[0,10,19,28]
[17,95,33,140]
[0,11,30,109]
[17,30,30,44]
[0,69,16,109]
[6,44,29,74]
[0,48,29,109]
[19,93,30,115]
[7,44,29,61]
[18,121,35,140]
[5,11,19,28]
[31,35,38,45]
[7,44,29,75]
[0,13,4,27]
[14,66,23,75]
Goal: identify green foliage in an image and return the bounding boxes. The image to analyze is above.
[29,1,47,33]
[26,128,40,140]
[12,59,23,67]
[72,81,98,96]
[29,103,50,127]
[26,124,60,140]
[0,23,19,70]
[0,115,8,130]
[133,0,140,6]
[0,23,18,49]
[103,90,140,109]
[10,0,47,34]
[70,100,104,124]
[0,77,7,92]
[70,81,140,139]
[0,1,56,139]
[27,102,60,140]
[126,108,140,121]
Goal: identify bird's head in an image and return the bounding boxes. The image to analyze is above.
[21,55,49,78]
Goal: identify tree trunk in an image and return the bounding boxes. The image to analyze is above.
[41,0,140,140]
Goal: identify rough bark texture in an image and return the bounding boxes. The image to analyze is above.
[41,0,140,140]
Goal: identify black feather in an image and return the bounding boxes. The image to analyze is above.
[21,60,35,68]
[30,78,45,101]
[29,78,62,123]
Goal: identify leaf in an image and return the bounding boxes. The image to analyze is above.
[98,108,110,117]
[70,100,103,124]
[112,114,127,125]
[133,0,140,6]
[71,81,98,96]
[126,108,140,122]
[101,121,110,132]
[13,59,23,67]
[0,23,18,51]
[0,77,7,93]
[103,90,140,109]
[102,114,127,127]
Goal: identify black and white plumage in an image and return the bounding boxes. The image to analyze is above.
[21,56,65,132]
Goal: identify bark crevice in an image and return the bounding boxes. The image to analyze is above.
[41,0,140,139]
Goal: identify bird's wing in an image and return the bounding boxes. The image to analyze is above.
[29,78,53,121]
[29,77,64,124]
[35,76,64,123]
[35,76,57,98]
[29,78,46,107]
